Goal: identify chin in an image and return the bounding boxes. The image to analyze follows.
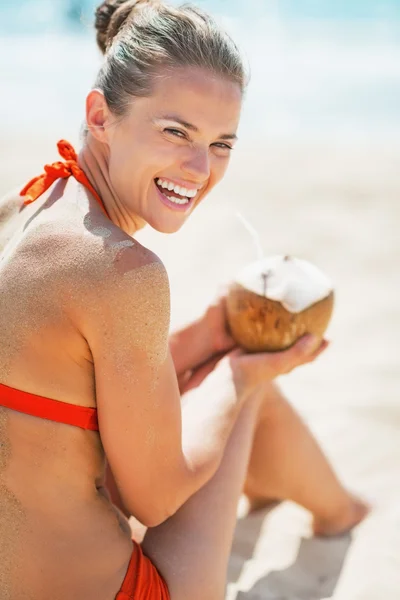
[148,217,187,235]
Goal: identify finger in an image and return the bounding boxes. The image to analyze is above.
[177,369,193,394]
[214,321,237,350]
[226,347,245,360]
[265,334,322,374]
[217,317,238,353]
[292,333,321,354]
[247,334,319,361]
[305,338,330,362]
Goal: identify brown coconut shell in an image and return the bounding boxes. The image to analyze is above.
[226,284,334,352]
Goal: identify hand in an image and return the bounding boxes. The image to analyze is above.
[229,335,329,398]
[179,334,329,397]
[169,290,237,380]
[178,351,227,395]
[175,291,237,393]
[201,291,237,356]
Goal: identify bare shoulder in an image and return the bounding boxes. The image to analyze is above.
[66,224,171,352]
[99,237,170,319]
[79,227,169,303]
[31,208,168,296]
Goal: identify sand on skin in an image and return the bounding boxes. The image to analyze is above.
[1,134,399,600]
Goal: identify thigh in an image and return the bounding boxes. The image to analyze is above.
[141,392,262,600]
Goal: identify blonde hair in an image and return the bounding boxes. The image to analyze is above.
[94,0,248,116]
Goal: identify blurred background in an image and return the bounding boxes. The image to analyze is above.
[1,0,398,402]
[1,0,400,140]
[1,2,400,597]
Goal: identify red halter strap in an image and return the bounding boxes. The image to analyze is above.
[20,140,108,217]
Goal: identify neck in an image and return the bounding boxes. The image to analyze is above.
[78,133,146,236]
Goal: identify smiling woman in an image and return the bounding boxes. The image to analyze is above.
[84,66,242,233]
[0,0,367,599]
[85,0,245,234]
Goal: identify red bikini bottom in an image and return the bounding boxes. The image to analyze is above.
[116,541,170,600]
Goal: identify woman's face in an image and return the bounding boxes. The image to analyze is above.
[104,67,242,234]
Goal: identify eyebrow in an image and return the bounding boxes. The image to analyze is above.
[155,114,238,141]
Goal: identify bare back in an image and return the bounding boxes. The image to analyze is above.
[0,178,152,599]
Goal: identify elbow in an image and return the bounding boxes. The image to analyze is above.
[123,489,178,528]
[127,484,192,528]
[130,502,175,529]
[141,464,215,527]
[120,461,215,528]
[141,512,170,528]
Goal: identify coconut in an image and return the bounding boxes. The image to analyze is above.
[226,255,334,352]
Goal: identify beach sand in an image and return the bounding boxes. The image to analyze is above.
[1,134,399,599]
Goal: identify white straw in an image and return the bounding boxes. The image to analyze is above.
[235,210,264,260]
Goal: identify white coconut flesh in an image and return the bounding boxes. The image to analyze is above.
[234,255,333,314]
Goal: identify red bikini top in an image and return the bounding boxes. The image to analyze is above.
[0,140,107,432]
[0,382,99,431]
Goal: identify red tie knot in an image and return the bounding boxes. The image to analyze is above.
[57,140,78,162]
[20,139,108,216]
[43,161,74,179]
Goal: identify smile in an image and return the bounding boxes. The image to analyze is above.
[154,178,201,211]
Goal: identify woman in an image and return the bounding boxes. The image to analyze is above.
[0,1,367,598]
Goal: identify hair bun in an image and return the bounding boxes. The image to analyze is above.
[95,0,152,54]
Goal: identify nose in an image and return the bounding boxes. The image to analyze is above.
[181,146,210,182]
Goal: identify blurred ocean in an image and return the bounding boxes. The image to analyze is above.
[1,0,400,141]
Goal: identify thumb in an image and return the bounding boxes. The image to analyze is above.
[294,334,320,355]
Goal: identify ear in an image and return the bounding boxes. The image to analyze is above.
[86,89,112,143]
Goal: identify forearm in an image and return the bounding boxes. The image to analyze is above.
[109,367,243,527]
[171,361,250,512]
[169,314,212,376]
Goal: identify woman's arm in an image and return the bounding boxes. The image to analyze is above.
[82,246,321,528]
[82,248,243,527]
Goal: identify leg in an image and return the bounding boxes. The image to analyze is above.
[243,382,369,535]
[141,390,263,600]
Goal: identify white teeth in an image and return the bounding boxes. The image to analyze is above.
[156,178,199,199]
[165,194,189,205]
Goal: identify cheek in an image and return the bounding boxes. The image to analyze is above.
[195,159,229,207]
[108,133,147,189]
[210,157,230,188]
[107,150,142,204]
[108,123,145,174]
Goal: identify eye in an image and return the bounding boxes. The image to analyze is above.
[164,128,187,139]
[212,142,234,153]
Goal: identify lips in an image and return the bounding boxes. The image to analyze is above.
[155,178,200,200]
[154,179,188,200]
[154,180,194,212]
